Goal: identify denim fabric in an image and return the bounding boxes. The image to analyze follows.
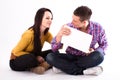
[46,51,104,75]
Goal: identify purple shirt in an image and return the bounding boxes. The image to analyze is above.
[51,21,108,56]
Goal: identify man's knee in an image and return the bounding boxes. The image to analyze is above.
[46,53,55,64]
[92,51,104,64]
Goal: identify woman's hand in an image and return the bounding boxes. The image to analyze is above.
[37,56,45,63]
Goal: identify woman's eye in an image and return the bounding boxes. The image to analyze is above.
[46,17,53,20]
[46,18,49,19]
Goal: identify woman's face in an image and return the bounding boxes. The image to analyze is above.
[41,11,53,29]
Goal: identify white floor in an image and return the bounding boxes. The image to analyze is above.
[0,46,120,80]
[1,0,120,80]
[0,66,119,80]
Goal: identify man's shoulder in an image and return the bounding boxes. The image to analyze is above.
[90,21,99,25]
[90,21,103,29]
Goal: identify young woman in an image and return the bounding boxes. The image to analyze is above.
[9,8,53,74]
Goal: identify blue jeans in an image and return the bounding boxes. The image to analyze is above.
[46,51,104,75]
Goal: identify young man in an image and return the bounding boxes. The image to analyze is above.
[46,6,108,75]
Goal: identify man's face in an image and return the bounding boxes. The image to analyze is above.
[72,14,85,28]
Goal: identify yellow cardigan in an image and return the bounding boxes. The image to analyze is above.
[10,29,53,59]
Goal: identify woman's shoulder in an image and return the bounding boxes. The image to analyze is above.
[46,31,52,37]
[24,28,33,34]
[22,28,34,38]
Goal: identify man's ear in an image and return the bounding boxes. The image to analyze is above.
[83,20,89,26]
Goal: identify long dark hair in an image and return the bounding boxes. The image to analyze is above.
[29,8,53,56]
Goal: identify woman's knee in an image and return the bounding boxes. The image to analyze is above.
[9,54,38,71]
[9,59,22,71]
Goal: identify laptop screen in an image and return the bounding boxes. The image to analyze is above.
[61,26,92,53]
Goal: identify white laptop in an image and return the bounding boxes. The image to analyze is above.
[61,26,93,53]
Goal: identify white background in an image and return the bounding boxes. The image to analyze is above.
[0,0,120,80]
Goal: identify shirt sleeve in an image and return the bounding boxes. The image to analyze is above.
[96,27,108,54]
[51,37,63,52]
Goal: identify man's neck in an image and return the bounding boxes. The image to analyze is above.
[80,21,89,33]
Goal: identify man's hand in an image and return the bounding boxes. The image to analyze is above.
[86,48,94,56]
[56,25,71,43]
